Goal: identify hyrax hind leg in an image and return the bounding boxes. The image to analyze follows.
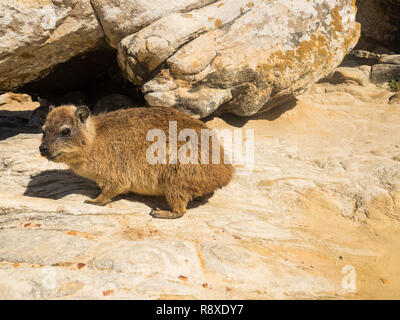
[150,188,190,219]
[84,184,122,206]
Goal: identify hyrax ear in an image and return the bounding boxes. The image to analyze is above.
[48,104,56,113]
[75,106,90,123]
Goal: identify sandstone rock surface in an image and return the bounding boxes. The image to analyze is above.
[326,67,369,86]
[380,55,400,65]
[371,64,400,85]
[0,0,103,91]
[118,0,360,118]
[1,74,400,298]
[90,0,216,48]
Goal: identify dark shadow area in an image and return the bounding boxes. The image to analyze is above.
[204,112,249,128]
[204,96,298,127]
[1,40,146,140]
[355,0,400,53]
[0,110,40,140]
[254,97,298,121]
[24,169,213,211]
[339,53,379,67]
[15,39,145,108]
[17,40,116,96]
[24,169,100,200]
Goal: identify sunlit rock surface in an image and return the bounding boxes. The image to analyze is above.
[1,74,399,299]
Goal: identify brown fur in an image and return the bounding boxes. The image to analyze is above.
[40,105,234,219]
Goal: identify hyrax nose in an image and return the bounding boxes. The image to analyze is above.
[39,144,49,156]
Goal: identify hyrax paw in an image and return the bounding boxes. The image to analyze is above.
[84,199,108,206]
[149,209,184,219]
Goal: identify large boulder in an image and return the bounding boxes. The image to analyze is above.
[0,0,360,118]
[90,0,216,48]
[117,0,360,118]
[0,0,103,91]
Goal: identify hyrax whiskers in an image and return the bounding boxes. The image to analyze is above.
[39,105,234,219]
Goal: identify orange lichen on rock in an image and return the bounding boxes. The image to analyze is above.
[257,32,331,80]
[103,290,114,296]
[351,0,358,14]
[215,19,223,28]
[330,6,343,38]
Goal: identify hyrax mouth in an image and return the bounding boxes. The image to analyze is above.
[46,152,63,162]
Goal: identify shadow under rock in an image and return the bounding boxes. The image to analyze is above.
[253,97,298,121]
[24,169,212,211]
[205,97,298,127]
[0,110,41,140]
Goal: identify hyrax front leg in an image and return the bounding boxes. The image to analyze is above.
[84,185,121,206]
[150,189,189,219]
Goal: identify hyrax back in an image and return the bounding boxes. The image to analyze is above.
[40,105,234,219]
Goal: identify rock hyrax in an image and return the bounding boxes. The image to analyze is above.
[93,93,139,114]
[39,105,234,219]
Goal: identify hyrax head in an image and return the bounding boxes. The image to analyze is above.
[39,105,91,164]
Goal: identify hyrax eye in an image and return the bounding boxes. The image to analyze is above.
[60,128,71,137]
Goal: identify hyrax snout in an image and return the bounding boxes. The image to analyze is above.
[40,105,234,219]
